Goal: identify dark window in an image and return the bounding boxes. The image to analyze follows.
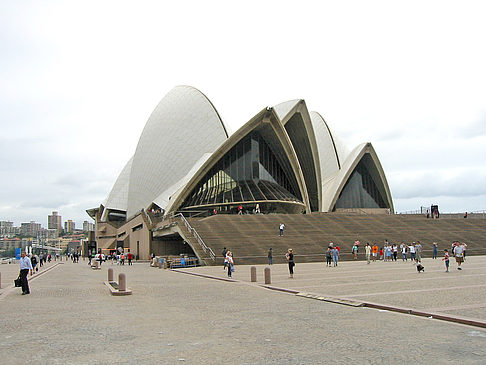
[181,131,301,209]
[334,154,388,209]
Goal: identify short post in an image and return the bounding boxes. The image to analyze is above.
[163,259,167,269]
[158,258,163,269]
[264,267,271,284]
[108,268,114,282]
[92,260,99,269]
[119,273,127,292]
[250,266,257,282]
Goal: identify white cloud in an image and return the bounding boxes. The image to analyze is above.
[1,0,486,226]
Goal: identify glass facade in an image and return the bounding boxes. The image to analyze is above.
[181,131,302,209]
[334,154,388,210]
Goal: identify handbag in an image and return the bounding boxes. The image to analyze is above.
[14,276,22,287]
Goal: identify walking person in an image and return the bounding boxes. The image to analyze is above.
[454,242,465,270]
[19,252,33,295]
[279,223,285,236]
[127,252,133,265]
[352,243,358,260]
[286,249,295,278]
[415,241,423,261]
[325,247,332,267]
[30,254,38,274]
[332,246,339,267]
[443,249,450,272]
[226,251,234,278]
[365,243,371,264]
[267,248,273,265]
[222,247,228,270]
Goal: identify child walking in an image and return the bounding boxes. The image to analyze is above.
[442,249,450,272]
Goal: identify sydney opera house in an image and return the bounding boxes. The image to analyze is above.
[87,86,394,262]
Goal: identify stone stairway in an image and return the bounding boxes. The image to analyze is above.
[185,214,486,266]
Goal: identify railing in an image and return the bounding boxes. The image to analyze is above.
[172,213,215,260]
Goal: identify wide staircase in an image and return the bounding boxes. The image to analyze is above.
[185,213,486,266]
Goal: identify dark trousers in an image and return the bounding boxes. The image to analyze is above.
[288,262,294,274]
[20,269,30,294]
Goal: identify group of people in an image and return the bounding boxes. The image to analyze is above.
[87,251,134,266]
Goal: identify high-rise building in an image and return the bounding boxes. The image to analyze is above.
[0,221,14,235]
[82,221,95,232]
[64,220,75,233]
[48,211,63,231]
[20,221,42,237]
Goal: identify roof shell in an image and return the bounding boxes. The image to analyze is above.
[321,142,394,212]
[126,85,228,217]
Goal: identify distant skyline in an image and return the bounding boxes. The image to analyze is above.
[1,1,485,226]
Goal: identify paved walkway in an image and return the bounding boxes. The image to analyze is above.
[187,255,486,323]
[1,257,485,364]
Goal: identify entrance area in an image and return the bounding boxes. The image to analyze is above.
[151,233,196,257]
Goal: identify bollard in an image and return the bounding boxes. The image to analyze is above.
[92,260,99,269]
[118,273,127,291]
[250,266,257,282]
[108,268,114,282]
[264,267,271,284]
[163,260,167,269]
[158,259,163,269]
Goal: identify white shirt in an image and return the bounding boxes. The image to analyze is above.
[454,245,464,257]
[19,256,33,270]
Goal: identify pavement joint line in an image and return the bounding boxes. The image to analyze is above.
[361,301,486,329]
[170,268,238,282]
[341,283,486,298]
[280,272,486,290]
[0,262,63,302]
[171,267,486,329]
[428,302,486,312]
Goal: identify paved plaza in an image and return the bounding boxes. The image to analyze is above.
[1,256,486,364]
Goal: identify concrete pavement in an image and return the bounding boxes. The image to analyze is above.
[1,257,485,364]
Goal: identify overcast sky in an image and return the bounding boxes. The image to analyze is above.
[1,1,485,227]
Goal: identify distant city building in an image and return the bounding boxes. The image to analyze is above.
[0,221,14,235]
[0,237,22,250]
[83,220,95,232]
[64,220,75,233]
[47,228,60,239]
[20,221,42,237]
[48,211,62,232]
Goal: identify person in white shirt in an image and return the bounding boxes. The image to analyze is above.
[454,242,465,270]
[409,243,416,261]
[365,243,372,264]
[19,252,33,295]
